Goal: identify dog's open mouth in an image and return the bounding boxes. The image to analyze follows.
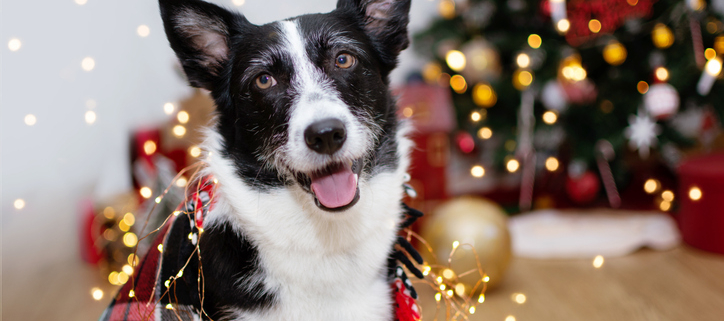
[299,160,362,212]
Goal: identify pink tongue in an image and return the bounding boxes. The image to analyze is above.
[310,165,357,209]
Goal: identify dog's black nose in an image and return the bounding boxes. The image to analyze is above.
[304,118,346,155]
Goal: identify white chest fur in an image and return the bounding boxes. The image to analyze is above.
[201,130,412,321]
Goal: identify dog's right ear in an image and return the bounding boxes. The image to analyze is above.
[159,0,241,90]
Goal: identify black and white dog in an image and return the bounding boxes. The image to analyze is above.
[158,0,416,319]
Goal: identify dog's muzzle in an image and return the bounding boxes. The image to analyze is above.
[300,118,361,211]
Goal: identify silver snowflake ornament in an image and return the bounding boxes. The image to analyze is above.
[625,112,661,158]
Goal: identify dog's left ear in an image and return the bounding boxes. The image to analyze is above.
[337,0,411,60]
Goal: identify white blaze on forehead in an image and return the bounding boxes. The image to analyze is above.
[278,20,371,173]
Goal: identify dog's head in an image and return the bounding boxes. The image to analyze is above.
[160,0,411,212]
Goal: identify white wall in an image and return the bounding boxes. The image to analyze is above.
[1,0,438,267]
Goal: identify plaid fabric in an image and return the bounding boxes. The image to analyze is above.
[100,176,420,321]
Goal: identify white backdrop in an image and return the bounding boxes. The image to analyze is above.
[1,0,437,271]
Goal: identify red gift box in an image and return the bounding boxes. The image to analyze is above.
[677,153,724,255]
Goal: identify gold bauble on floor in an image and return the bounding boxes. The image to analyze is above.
[420,197,511,293]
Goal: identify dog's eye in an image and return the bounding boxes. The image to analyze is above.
[255,74,277,89]
[335,53,355,69]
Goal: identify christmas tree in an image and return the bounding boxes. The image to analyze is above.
[412,0,724,209]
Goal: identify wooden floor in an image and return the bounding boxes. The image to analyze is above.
[2,246,723,320]
[416,246,724,321]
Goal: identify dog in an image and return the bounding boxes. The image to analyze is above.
[101,0,421,320]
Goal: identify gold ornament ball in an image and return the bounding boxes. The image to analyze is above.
[420,197,512,292]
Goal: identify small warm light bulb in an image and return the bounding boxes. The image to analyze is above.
[435,292,442,302]
[422,265,431,276]
[164,102,175,115]
[85,110,97,124]
[661,190,674,202]
[483,275,490,282]
[446,50,466,72]
[704,48,717,61]
[644,179,659,194]
[8,38,22,51]
[655,67,669,81]
[506,159,520,173]
[515,70,534,88]
[436,276,443,284]
[103,207,115,219]
[471,165,485,178]
[513,293,527,304]
[177,110,190,124]
[122,264,134,275]
[545,157,559,171]
[128,254,139,266]
[593,255,604,268]
[13,199,25,210]
[469,306,476,314]
[446,289,454,297]
[450,75,467,93]
[472,83,497,107]
[470,111,482,122]
[139,186,152,199]
[588,19,602,33]
[232,0,245,6]
[129,290,135,298]
[25,114,37,126]
[155,196,162,204]
[442,268,455,279]
[82,57,95,71]
[705,58,722,76]
[158,244,164,253]
[438,0,456,19]
[542,111,558,124]
[91,287,103,301]
[75,0,88,5]
[557,19,570,32]
[176,177,188,187]
[143,140,157,155]
[452,241,460,249]
[137,25,150,38]
[478,294,485,303]
[123,213,135,226]
[108,272,119,285]
[659,200,672,211]
[123,233,138,247]
[689,186,702,201]
[189,146,202,157]
[478,127,492,139]
[402,106,414,118]
[440,284,446,291]
[637,81,649,94]
[505,316,517,321]
[166,303,174,310]
[173,125,186,138]
[528,34,542,49]
[516,53,530,68]
[165,279,171,288]
[455,283,466,297]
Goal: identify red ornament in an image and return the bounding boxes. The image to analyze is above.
[455,131,475,154]
[566,171,601,204]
